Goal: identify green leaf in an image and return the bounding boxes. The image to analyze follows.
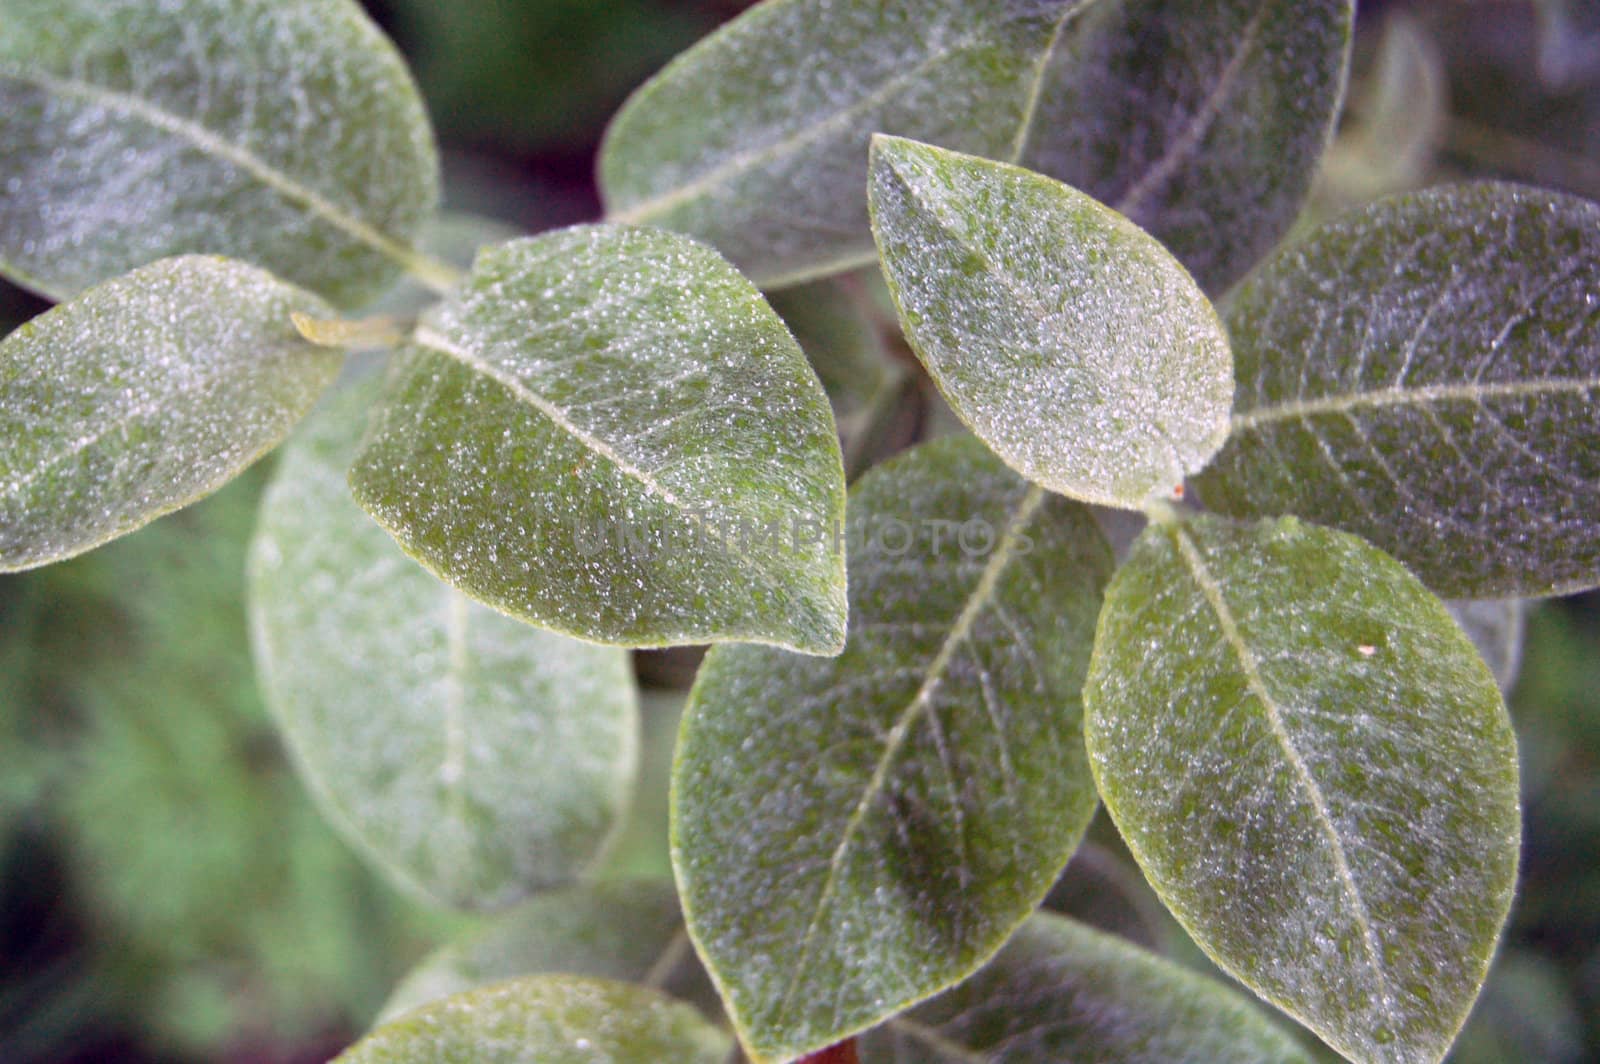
[1194,183,1600,598]
[0,0,441,308]
[598,0,1088,288]
[249,377,638,911]
[349,226,847,655]
[859,912,1315,1063]
[337,975,730,1064]
[674,435,1111,1061]
[1448,599,1527,695]
[868,136,1232,509]
[1085,513,1521,1064]
[1018,0,1353,294]
[0,255,341,573]
[378,880,715,1024]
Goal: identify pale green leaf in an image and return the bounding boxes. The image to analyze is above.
[1085,513,1521,1064]
[674,435,1110,1061]
[378,880,715,1025]
[0,0,441,308]
[349,226,847,655]
[869,136,1232,509]
[598,0,1088,288]
[1019,0,1353,294]
[338,976,730,1064]
[249,377,638,911]
[1194,183,1600,598]
[0,255,341,572]
[1447,599,1527,695]
[859,912,1315,1063]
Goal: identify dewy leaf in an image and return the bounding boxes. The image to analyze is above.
[674,435,1110,1061]
[1447,599,1527,695]
[598,0,1089,288]
[858,912,1315,1064]
[1018,0,1354,294]
[338,976,730,1064]
[1194,183,1600,598]
[869,136,1233,509]
[1085,513,1521,1064]
[249,377,638,912]
[0,0,442,308]
[0,255,341,573]
[378,880,715,1024]
[349,226,847,655]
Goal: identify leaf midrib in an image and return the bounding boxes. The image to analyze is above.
[766,484,1048,1034]
[1231,374,1600,432]
[1169,523,1398,1026]
[0,63,431,283]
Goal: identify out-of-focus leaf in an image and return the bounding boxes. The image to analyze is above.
[599,0,1088,288]
[1196,184,1600,599]
[250,377,638,911]
[859,913,1315,1063]
[674,435,1110,1061]
[0,0,441,308]
[0,255,341,573]
[594,690,685,882]
[339,976,730,1064]
[1447,599,1527,695]
[1042,840,1168,952]
[1085,513,1521,1064]
[1019,0,1354,294]
[349,226,847,655]
[378,880,715,1025]
[869,137,1231,509]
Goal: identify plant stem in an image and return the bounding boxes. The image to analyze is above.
[798,1039,860,1064]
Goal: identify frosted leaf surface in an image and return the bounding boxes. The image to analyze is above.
[336,976,730,1064]
[1019,0,1353,294]
[673,436,1110,1061]
[377,880,716,1024]
[349,225,847,655]
[868,137,1232,509]
[249,377,638,912]
[1446,599,1527,695]
[0,255,340,572]
[598,0,1088,288]
[1196,184,1600,599]
[858,913,1315,1063]
[1085,514,1521,1064]
[0,0,440,308]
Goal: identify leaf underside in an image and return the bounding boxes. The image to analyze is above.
[673,435,1111,1061]
[1085,514,1521,1064]
[1,255,340,572]
[250,377,639,912]
[0,0,440,308]
[1196,183,1600,599]
[349,225,847,655]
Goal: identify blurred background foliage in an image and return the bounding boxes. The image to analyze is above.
[1,0,1598,1060]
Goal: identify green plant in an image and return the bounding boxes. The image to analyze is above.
[2,1,1595,1062]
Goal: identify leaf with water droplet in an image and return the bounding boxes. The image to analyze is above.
[859,912,1316,1063]
[1,255,341,572]
[1195,183,1600,598]
[674,435,1110,1061]
[250,376,638,911]
[337,976,730,1064]
[0,0,441,308]
[869,136,1232,509]
[1085,513,1521,1064]
[349,225,847,655]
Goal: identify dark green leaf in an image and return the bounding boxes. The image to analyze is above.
[1,255,341,572]
[869,136,1232,509]
[1195,183,1600,598]
[859,912,1315,1063]
[1018,0,1353,294]
[599,0,1088,287]
[0,0,441,307]
[337,976,730,1064]
[1085,513,1521,1064]
[674,435,1110,1060]
[250,378,638,911]
[349,226,848,654]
